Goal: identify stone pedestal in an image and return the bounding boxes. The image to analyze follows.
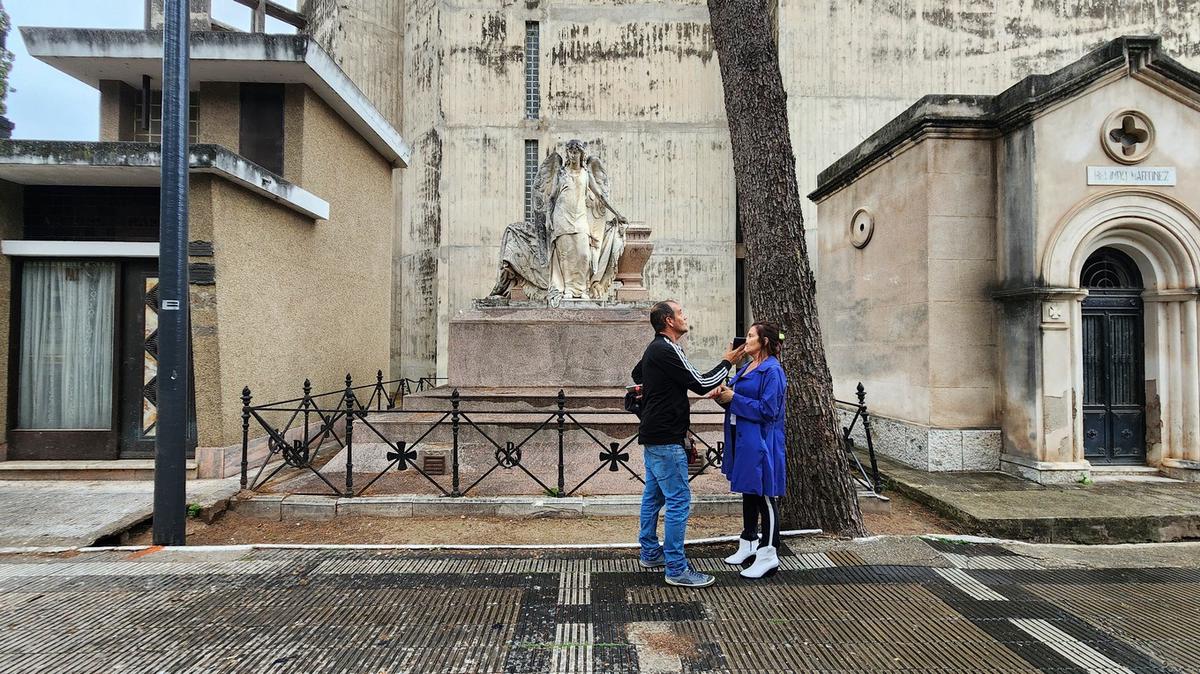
[448,301,652,388]
[615,222,652,302]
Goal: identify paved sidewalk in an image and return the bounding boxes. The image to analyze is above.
[0,536,1197,672]
[872,453,1200,543]
[0,479,239,549]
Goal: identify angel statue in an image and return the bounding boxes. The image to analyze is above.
[489,139,628,305]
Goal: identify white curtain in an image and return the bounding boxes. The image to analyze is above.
[17,260,117,430]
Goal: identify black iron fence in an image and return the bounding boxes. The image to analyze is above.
[837,383,883,496]
[239,371,881,498]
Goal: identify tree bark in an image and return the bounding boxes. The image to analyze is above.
[707,0,866,536]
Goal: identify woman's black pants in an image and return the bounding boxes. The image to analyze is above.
[740,493,780,548]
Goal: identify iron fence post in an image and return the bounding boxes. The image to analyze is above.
[556,389,566,496]
[376,369,384,411]
[344,373,355,497]
[857,382,882,494]
[451,388,461,496]
[302,378,312,451]
[240,386,252,490]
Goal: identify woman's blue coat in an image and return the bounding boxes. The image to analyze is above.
[720,356,787,497]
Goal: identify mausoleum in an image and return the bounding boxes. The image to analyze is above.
[813,36,1200,484]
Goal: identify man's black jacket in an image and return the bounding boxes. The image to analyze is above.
[631,333,731,447]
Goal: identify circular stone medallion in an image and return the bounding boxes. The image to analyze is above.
[850,208,874,249]
[1101,109,1155,165]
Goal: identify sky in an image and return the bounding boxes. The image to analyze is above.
[4,0,297,141]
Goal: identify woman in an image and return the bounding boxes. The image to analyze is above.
[709,321,787,578]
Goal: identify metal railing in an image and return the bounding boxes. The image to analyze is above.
[240,373,727,498]
[837,382,883,495]
[239,372,878,498]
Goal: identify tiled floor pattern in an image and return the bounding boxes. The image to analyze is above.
[0,541,1192,672]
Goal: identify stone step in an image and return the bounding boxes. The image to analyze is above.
[0,460,199,481]
[397,386,724,414]
[1090,465,1182,484]
[358,411,725,451]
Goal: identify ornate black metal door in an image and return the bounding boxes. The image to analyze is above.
[118,261,196,458]
[1081,248,1145,464]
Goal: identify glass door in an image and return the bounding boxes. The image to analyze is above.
[11,260,119,459]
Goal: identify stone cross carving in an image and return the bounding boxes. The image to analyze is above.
[489,140,652,305]
[1108,115,1149,157]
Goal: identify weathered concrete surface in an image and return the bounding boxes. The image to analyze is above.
[0,478,239,549]
[874,452,1200,543]
[307,0,1200,383]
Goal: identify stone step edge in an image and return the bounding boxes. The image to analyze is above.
[236,493,740,520]
[235,492,884,521]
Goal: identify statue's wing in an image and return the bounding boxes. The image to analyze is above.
[532,151,562,217]
[586,155,611,202]
[531,151,562,246]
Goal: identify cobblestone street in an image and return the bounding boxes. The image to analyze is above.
[0,537,1197,672]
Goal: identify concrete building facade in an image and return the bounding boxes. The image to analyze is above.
[0,26,406,476]
[300,1,1200,381]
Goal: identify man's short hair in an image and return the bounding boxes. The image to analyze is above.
[650,300,677,332]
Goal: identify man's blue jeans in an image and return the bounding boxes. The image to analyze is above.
[639,443,691,576]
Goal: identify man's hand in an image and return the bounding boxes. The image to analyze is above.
[722,345,746,364]
[707,384,734,405]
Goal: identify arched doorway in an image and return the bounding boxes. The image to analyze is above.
[1081,247,1145,464]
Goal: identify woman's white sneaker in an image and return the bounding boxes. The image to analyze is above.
[740,545,779,578]
[723,537,759,565]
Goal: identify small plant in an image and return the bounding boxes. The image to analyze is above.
[543,487,563,498]
[186,503,203,519]
[1076,473,1093,486]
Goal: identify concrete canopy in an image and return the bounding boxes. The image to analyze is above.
[0,140,330,220]
[19,28,411,169]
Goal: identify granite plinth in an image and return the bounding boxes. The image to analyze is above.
[448,303,653,388]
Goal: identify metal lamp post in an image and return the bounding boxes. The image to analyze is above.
[152,0,191,546]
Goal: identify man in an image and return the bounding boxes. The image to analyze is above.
[631,300,743,587]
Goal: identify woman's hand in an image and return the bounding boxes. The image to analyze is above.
[707,385,734,405]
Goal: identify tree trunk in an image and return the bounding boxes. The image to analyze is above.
[707,0,866,536]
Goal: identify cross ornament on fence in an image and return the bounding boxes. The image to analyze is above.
[387,441,416,470]
[600,442,629,472]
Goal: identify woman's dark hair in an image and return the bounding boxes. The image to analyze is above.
[751,321,782,357]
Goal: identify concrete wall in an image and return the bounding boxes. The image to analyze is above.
[817,141,933,426]
[816,135,999,469]
[394,0,441,381]
[403,2,733,379]
[925,138,998,428]
[307,0,1200,384]
[194,87,394,475]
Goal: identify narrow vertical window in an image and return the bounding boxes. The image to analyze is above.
[525,22,540,119]
[524,140,539,224]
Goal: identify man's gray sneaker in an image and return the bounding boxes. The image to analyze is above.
[665,569,715,588]
[638,550,666,569]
